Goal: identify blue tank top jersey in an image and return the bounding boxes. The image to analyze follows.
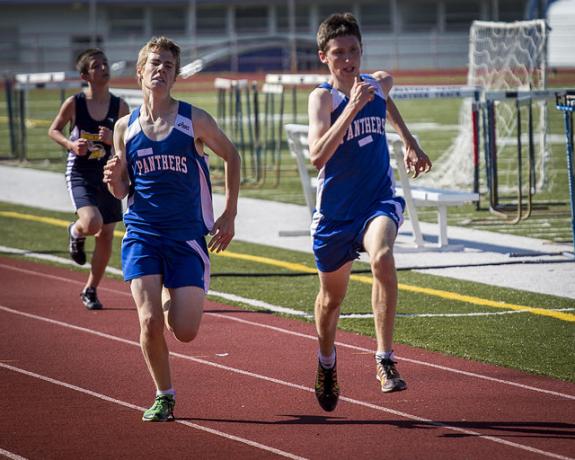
[67,92,120,177]
[123,101,214,241]
[314,74,396,221]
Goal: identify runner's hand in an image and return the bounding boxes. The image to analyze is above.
[403,142,432,179]
[208,211,235,253]
[99,126,113,145]
[103,155,122,185]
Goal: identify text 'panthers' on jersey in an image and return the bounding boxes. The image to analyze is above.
[314,74,397,222]
[123,101,214,241]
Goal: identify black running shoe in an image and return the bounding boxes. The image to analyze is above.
[68,223,86,265]
[376,358,407,393]
[81,287,103,310]
[315,359,339,412]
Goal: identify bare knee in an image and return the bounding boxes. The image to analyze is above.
[370,246,395,279]
[316,290,345,312]
[172,324,200,343]
[140,313,164,340]
[82,217,103,235]
[167,305,202,343]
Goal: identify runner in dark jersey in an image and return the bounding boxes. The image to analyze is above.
[48,48,129,309]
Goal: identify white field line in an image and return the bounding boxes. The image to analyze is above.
[0,362,306,460]
[0,305,572,460]
[0,260,574,401]
[2,246,571,320]
[0,448,27,460]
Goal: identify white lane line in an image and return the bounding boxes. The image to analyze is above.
[1,261,574,400]
[0,448,27,460]
[0,363,306,460]
[2,246,572,319]
[208,312,575,401]
[0,305,573,460]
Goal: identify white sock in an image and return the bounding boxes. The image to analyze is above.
[318,348,336,369]
[376,350,395,362]
[156,388,175,397]
[70,223,82,239]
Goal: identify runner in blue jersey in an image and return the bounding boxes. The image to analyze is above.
[48,48,130,310]
[103,37,240,422]
[308,13,432,411]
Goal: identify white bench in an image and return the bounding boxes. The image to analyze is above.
[284,124,479,249]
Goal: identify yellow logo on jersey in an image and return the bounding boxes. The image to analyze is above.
[81,132,100,142]
[88,148,106,160]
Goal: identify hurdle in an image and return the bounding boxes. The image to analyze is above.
[261,82,285,187]
[391,85,482,208]
[9,71,83,161]
[482,88,574,223]
[215,77,262,184]
[555,90,575,255]
[265,74,328,125]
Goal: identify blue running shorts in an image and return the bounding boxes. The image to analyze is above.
[311,197,405,273]
[121,231,211,291]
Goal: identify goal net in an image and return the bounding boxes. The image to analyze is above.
[426,19,548,193]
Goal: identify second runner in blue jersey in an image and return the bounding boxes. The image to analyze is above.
[316,74,395,221]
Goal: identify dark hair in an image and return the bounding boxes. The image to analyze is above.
[316,12,362,53]
[75,48,106,74]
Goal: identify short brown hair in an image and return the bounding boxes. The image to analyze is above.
[136,36,181,85]
[316,13,362,53]
[76,48,106,74]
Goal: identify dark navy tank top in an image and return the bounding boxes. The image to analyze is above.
[66,92,120,177]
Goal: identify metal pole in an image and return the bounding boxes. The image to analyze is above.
[471,91,480,210]
[5,78,17,159]
[563,110,575,254]
[18,88,27,162]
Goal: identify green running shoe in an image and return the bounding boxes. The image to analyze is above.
[142,394,175,422]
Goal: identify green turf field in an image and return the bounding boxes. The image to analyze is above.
[0,201,573,382]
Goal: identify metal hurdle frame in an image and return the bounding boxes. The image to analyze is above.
[265,74,328,125]
[9,72,83,161]
[214,78,255,183]
[390,85,482,203]
[482,88,574,223]
[555,90,575,255]
[261,82,285,187]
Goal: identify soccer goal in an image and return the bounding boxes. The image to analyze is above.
[427,20,549,213]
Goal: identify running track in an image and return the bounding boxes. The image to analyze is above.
[1,256,574,460]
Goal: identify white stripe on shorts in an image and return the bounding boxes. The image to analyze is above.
[186,239,211,293]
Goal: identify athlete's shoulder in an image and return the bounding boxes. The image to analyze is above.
[309,86,333,104]
[369,71,393,97]
[116,113,130,130]
[60,94,77,112]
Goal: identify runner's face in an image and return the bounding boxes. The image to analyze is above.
[140,49,177,91]
[84,55,110,84]
[319,35,362,81]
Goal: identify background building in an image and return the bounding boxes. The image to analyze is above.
[0,0,565,75]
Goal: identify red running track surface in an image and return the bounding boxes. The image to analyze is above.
[0,256,573,460]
